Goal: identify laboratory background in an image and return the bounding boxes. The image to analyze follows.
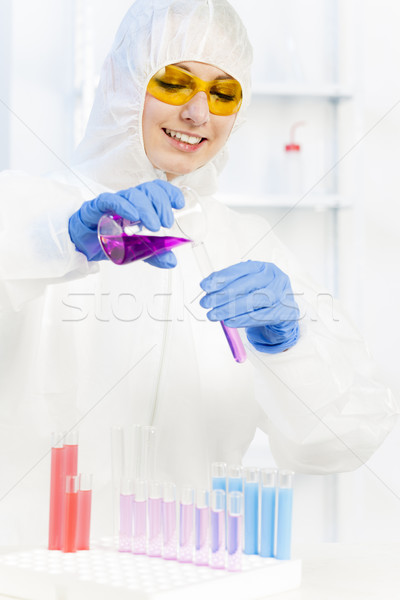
[0,0,399,547]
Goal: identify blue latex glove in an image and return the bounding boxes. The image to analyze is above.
[68,179,185,267]
[200,260,300,354]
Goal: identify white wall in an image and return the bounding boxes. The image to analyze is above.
[0,0,12,170]
[336,0,400,543]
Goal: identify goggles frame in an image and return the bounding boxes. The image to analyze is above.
[147,64,242,116]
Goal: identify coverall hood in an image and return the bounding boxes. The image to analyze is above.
[73,0,253,192]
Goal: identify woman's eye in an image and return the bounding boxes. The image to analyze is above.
[157,79,186,91]
[212,91,235,102]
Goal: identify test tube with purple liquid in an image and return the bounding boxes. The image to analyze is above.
[162,482,177,560]
[178,486,194,563]
[194,489,209,566]
[192,241,247,364]
[148,481,163,557]
[132,480,147,555]
[119,479,134,552]
[227,491,243,572]
[210,489,226,569]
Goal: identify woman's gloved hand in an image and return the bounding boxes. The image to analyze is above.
[200,260,300,354]
[68,179,185,267]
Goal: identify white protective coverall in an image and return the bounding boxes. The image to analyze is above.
[0,0,398,546]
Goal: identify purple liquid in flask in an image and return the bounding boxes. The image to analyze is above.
[99,214,190,265]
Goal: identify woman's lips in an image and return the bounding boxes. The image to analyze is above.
[163,128,206,152]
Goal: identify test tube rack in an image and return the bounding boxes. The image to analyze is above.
[0,541,301,600]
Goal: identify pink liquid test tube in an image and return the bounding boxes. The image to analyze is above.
[63,475,79,553]
[148,481,163,557]
[76,474,93,551]
[227,491,243,572]
[132,480,147,555]
[210,489,226,569]
[119,478,134,552]
[178,486,194,563]
[162,482,177,560]
[194,489,209,566]
[48,432,66,550]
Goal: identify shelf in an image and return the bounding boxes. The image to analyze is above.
[252,82,353,100]
[217,193,352,210]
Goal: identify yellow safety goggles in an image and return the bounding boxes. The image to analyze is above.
[147,64,242,116]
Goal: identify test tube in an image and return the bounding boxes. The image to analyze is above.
[162,482,177,560]
[194,489,209,566]
[64,431,79,477]
[228,464,243,493]
[260,468,277,558]
[178,486,194,563]
[63,475,79,553]
[119,478,134,552]
[48,432,66,550]
[192,240,247,363]
[227,491,243,572]
[210,489,226,569]
[76,473,93,551]
[133,480,147,555]
[111,426,124,543]
[244,467,259,555]
[124,424,142,481]
[140,426,157,480]
[148,481,163,557]
[275,471,294,560]
[211,462,227,491]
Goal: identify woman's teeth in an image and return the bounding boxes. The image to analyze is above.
[165,129,203,145]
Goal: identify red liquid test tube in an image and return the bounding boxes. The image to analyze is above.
[48,432,66,550]
[64,431,79,477]
[63,475,79,553]
[76,474,93,551]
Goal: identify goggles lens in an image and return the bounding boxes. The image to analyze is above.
[147,64,242,116]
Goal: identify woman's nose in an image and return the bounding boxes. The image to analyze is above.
[181,91,210,125]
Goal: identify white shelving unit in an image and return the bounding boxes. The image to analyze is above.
[226,0,361,545]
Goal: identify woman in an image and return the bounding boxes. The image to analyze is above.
[0,0,397,545]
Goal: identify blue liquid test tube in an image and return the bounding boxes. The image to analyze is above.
[119,478,134,552]
[275,470,294,560]
[227,491,243,572]
[228,464,243,493]
[259,468,277,557]
[178,486,194,563]
[210,489,226,569]
[244,467,259,555]
[211,462,227,492]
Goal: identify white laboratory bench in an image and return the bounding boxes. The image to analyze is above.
[0,543,399,599]
[277,543,400,600]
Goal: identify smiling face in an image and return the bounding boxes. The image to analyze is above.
[142,61,238,180]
